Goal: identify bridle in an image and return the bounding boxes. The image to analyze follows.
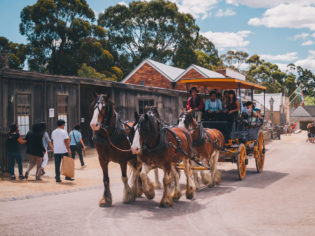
[92,97,132,153]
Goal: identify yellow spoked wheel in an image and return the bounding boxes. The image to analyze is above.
[237,143,247,180]
[255,130,265,173]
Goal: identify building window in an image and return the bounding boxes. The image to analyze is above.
[138,99,154,114]
[16,94,31,135]
[57,94,68,131]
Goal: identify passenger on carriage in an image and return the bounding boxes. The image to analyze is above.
[242,101,263,125]
[186,87,204,122]
[226,90,240,122]
[204,90,223,120]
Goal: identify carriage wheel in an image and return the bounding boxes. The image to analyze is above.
[255,130,265,173]
[237,144,247,180]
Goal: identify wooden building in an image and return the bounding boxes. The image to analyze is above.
[290,106,315,129]
[0,65,186,161]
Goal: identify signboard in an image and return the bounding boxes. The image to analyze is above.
[49,108,55,118]
[81,118,85,123]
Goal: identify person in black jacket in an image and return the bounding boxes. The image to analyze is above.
[6,124,27,180]
[24,123,46,180]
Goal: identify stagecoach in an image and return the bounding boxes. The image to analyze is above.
[179,78,266,180]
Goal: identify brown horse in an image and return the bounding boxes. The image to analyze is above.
[90,94,138,207]
[178,110,225,189]
[131,108,195,207]
[123,112,162,189]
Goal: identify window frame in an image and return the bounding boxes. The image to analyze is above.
[137,98,155,115]
[57,93,69,131]
[15,92,32,136]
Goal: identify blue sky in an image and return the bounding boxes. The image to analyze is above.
[1,0,315,72]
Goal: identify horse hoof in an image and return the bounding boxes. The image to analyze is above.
[99,198,112,207]
[123,190,136,204]
[160,197,173,208]
[172,191,182,202]
[186,191,194,200]
[144,190,155,200]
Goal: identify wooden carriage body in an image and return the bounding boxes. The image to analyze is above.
[180,77,267,180]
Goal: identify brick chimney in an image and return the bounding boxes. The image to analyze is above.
[0,52,9,69]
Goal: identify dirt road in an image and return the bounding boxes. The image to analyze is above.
[1,132,314,236]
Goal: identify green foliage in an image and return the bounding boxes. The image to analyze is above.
[304,95,315,106]
[78,63,114,81]
[0,36,27,69]
[246,55,289,94]
[221,50,249,70]
[98,0,200,73]
[193,35,220,69]
[20,0,121,77]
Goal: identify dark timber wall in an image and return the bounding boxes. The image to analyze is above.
[0,69,186,161]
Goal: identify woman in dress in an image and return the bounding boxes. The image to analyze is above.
[24,123,46,180]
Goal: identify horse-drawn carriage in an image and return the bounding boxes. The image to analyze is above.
[90,77,267,207]
[179,78,267,180]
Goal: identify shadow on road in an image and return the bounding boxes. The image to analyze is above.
[99,194,206,220]
[221,169,288,189]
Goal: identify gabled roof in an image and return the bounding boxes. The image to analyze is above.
[176,64,225,81]
[291,106,312,117]
[121,59,185,83]
[303,106,315,117]
[254,93,283,112]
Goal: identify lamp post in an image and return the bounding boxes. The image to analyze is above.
[269,97,274,128]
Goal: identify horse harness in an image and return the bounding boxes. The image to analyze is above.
[140,121,191,159]
[93,109,132,153]
[192,123,223,151]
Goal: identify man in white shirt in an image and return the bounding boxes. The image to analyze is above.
[51,119,71,182]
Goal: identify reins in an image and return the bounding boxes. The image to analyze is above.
[93,100,132,153]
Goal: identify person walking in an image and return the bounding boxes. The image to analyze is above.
[51,119,72,182]
[24,123,46,181]
[40,122,54,175]
[69,124,86,168]
[6,124,27,180]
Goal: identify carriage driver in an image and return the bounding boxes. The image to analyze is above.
[186,87,204,122]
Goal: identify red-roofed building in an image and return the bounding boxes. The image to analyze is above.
[121,59,184,90]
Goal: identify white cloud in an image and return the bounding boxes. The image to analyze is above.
[294,50,315,71]
[309,49,315,58]
[275,63,291,72]
[312,33,315,38]
[226,0,315,8]
[118,1,128,7]
[302,40,314,46]
[260,52,298,62]
[295,58,315,71]
[172,0,218,19]
[201,30,251,49]
[291,33,310,40]
[215,8,236,17]
[248,4,315,31]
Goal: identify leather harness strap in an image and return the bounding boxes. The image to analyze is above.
[165,127,191,158]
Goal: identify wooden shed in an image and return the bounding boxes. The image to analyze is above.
[0,67,186,162]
